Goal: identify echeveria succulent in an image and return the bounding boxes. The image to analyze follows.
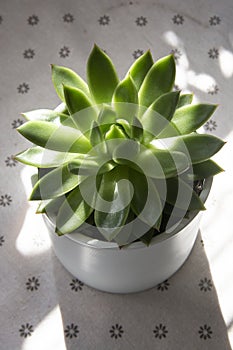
[16,45,225,246]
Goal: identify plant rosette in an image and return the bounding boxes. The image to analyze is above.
[15,45,225,293]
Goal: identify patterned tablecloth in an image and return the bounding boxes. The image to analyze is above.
[1,0,233,349]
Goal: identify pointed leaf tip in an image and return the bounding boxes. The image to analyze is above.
[87,45,119,104]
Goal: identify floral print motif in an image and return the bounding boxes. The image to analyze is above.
[26,277,40,291]
[157,280,170,291]
[0,236,5,246]
[11,119,24,129]
[133,49,144,59]
[135,16,147,26]
[70,278,84,291]
[64,323,79,338]
[19,323,34,338]
[59,46,70,58]
[0,194,12,207]
[204,120,217,131]
[198,324,213,339]
[172,14,184,25]
[209,16,221,26]
[153,324,168,339]
[109,324,124,339]
[23,49,35,59]
[170,48,182,62]
[199,278,213,292]
[207,84,219,95]
[208,48,219,59]
[5,156,17,167]
[98,15,110,25]
[17,83,30,94]
[63,13,74,23]
[27,15,39,26]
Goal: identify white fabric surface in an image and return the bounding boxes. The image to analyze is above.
[0,0,233,349]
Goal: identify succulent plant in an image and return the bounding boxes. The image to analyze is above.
[16,45,225,246]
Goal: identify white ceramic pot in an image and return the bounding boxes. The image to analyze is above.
[44,175,212,294]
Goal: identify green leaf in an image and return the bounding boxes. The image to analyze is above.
[140,227,156,246]
[36,196,65,215]
[166,177,206,210]
[177,93,193,109]
[63,85,97,134]
[51,64,89,101]
[14,146,81,168]
[126,50,154,90]
[116,145,189,178]
[131,116,143,141]
[129,168,162,228]
[192,159,224,179]
[112,75,138,121]
[30,165,85,200]
[17,121,91,153]
[172,134,226,164]
[113,139,140,163]
[116,119,131,138]
[172,104,217,134]
[68,156,116,175]
[94,166,132,241]
[141,91,180,141]
[97,105,117,134]
[90,121,104,146]
[56,177,96,235]
[149,148,190,177]
[87,45,119,103]
[22,109,68,123]
[63,85,92,114]
[139,55,176,107]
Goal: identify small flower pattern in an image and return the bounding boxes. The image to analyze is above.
[153,324,168,339]
[157,280,170,291]
[63,13,74,23]
[0,194,12,207]
[23,49,35,59]
[172,14,184,25]
[59,46,70,58]
[70,278,84,291]
[19,323,34,338]
[0,236,5,247]
[208,48,219,59]
[17,83,30,94]
[98,15,110,25]
[170,48,182,62]
[64,323,79,338]
[12,119,24,129]
[26,277,40,291]
[173,84,180,91]
[199,278,213,292]
[27,15,39,26]
[198,324,213,339]
[133,49,144,59]
[135,16,147,26]
[207,84,219,95]
[209,16,221,26]
[5,156,17,167]
[32,234,46,247]
[204,119,217,131]
[109,324,124,339]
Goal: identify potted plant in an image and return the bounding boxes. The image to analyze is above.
[15,45,225,293]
